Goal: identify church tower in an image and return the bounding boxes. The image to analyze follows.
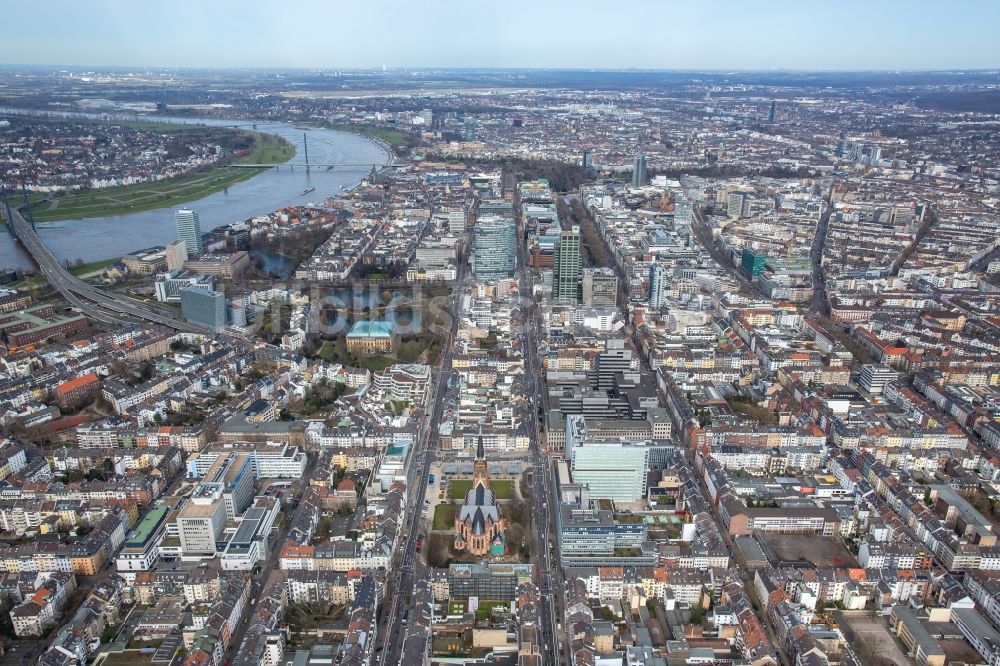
[472,427,490,489]
[454,425,506,557]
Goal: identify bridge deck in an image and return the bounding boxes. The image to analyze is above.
[2,201,213,334]
[224,162,394,168]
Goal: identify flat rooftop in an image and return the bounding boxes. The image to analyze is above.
[231,507,268,547]
[124,505,169,549]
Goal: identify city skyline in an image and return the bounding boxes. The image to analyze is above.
[3,7,1000,663]
[3,0,999,70]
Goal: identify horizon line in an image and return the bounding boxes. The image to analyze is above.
[1,64,999,74]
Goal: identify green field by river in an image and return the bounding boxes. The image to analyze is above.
[24,131,295,222]
[324,123,410,147]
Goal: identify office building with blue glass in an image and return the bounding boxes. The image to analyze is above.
[180,286,226,332]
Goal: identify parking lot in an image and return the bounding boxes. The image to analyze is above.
[760,533,859,568]
[838,613,911,666]
[0,643,42,666]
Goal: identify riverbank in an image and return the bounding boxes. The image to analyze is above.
[1,113,389,271]
[22,130,296,222]
[13,257,120,288]
[320,123,407,158]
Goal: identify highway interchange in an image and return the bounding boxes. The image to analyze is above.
[2,197,213,334]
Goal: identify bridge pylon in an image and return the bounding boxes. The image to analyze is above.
[0,188,14,240]
[19,184,35,231]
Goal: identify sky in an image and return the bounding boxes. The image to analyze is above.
[3,0,1000,71]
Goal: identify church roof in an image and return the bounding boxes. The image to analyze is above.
[464,483,495,507]
[458,503,500,532]
[458,488,500,530]
[472,507,487,535]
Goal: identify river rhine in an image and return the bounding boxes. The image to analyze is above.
[0,111,390,270]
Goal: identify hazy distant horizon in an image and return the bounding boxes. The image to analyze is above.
[2,0,998,71]
[3,64,999,75]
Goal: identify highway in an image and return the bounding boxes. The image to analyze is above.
[2,200,214,334]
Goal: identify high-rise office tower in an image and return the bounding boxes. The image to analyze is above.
[741,249,767,277]
[582,149,593,170]
[727,192,751,219]
[674,194,694,228]
[632,154,647,187]
[581,268,618,307]
[165,239,188,271]
[769,100,777,123]
[472,216,516,281]
[571,444,649,503]
[648,262,668,309]
[443,208,466,234]
[175,209,203,257]
[593,338,636,390]
[180,286,226,332]
[554,226,581,303]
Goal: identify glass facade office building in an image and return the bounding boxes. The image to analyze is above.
[554,226,581,303]
[176,209,204,257]
[571,444,649,503]
[648,262,668,308]
[557,504,653,566]
[180,286,226,332]
[473,216,516,281]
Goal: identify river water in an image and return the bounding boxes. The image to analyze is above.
[0,111,390,270]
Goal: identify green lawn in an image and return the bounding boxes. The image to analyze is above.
[474,600,510,621]
[326,123,410,147]
[316,340,347,363]
[358,356,396,373]
[362,127,409,146]
[71,257,119,275]
[14,257,120,288]
[23,131,294,222]
[397,340,424,362]
[448,480,472,500]
[432,503,457,531]
[448,479,514,500]
[315,339,396,373]
[238,131,295,164]
[492,480,514,499]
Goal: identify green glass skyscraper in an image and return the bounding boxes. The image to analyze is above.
[554,226,581,303]
[741,248,767,277]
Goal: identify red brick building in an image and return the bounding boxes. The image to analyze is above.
[53,373,100,408]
